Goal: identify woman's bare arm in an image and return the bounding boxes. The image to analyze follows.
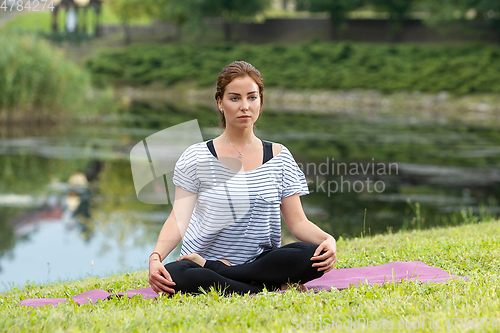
[149,185,197,294]
[281,193,337,272]
[151,185,198,259]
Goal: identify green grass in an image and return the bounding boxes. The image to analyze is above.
[1,219,499,332]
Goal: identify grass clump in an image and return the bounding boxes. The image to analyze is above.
[1,219,499,332]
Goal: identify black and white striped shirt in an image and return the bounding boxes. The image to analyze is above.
[172,140,309,265]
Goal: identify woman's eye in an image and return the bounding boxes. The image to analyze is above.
[231,96,257,101]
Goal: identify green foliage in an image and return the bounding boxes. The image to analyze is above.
[417,0,500,40]
[419,0,477,22]
[106,0,161,44]
[200,0,273,21]
[296,0,499,40]
[144,0,211,42]
[86,40,500,95]
[420,0,499,23]
[1,219,499,332]
[0,32,84,121]
[464,0,500,36]
[199,0,273,41]
[153,0,202,28]
[102,0,272,42]
[0,31,118,122]
[101,0,157,23]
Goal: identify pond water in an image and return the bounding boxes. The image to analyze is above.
[1,100,499,292]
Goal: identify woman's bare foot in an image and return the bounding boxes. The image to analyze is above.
[177,253,206,267]
[281,282,308,292]
[177,254,232,267]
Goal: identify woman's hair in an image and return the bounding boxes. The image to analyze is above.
[215,61,264,128]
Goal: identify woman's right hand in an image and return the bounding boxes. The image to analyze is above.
[149,259,176,294]
[148,186,197,295]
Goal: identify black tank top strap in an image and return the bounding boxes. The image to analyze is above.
[262,140,273,164]
[207,139,217,158]
[208,139,273,163]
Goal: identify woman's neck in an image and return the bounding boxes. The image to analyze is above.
[223,127,255,146]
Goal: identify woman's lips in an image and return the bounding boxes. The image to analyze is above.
[238,116,251,119]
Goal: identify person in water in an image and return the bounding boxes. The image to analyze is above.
[148,60,337,295]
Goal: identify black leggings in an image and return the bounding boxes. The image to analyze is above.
[164,242,324,295]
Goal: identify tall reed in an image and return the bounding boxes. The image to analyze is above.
[0,32,96,124]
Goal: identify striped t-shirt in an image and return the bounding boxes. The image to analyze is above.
[172,140,309,265]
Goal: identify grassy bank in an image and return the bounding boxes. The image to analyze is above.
[2,219,499,332]
[86,40,500,95]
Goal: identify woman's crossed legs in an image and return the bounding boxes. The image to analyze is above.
[164,242,324,295]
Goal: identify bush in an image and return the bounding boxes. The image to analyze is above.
[86,40,500,95]
[0,32,109,123]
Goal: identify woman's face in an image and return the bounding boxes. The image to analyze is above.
[218,75,261,130]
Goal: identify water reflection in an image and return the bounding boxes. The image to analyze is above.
[0,100,499,291]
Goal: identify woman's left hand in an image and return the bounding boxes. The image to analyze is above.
[310,236,337,273]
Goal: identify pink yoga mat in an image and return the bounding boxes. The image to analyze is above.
[18,261,466,308]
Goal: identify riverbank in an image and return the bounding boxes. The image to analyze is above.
[2,219,499,332]
[114,83,500,128]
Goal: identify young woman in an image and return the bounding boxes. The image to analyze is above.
[148,61,337,295]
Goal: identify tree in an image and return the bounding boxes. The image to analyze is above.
[369,0,417,42]
[294,0,365,40]
[149,0,206,42]
[107,0,157,45]
[420,0,500,42]
[470,0,500,42]
[199,0,273,42]
[418,0,479,29]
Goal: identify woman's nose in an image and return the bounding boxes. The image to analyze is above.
[241,99,250,110]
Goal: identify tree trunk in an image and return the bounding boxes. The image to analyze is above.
[494,20,500,45]
[75,7,80,34]
[388,15,403,43]
[283,0,289,10]
[329,19,338,40]
[123,20,131,45]
[223,18,232,42]
[82,7,88,35]
[175,24,182,41]
[51,8,58,33]
[65,7,69,32]
[95,8,102,37]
